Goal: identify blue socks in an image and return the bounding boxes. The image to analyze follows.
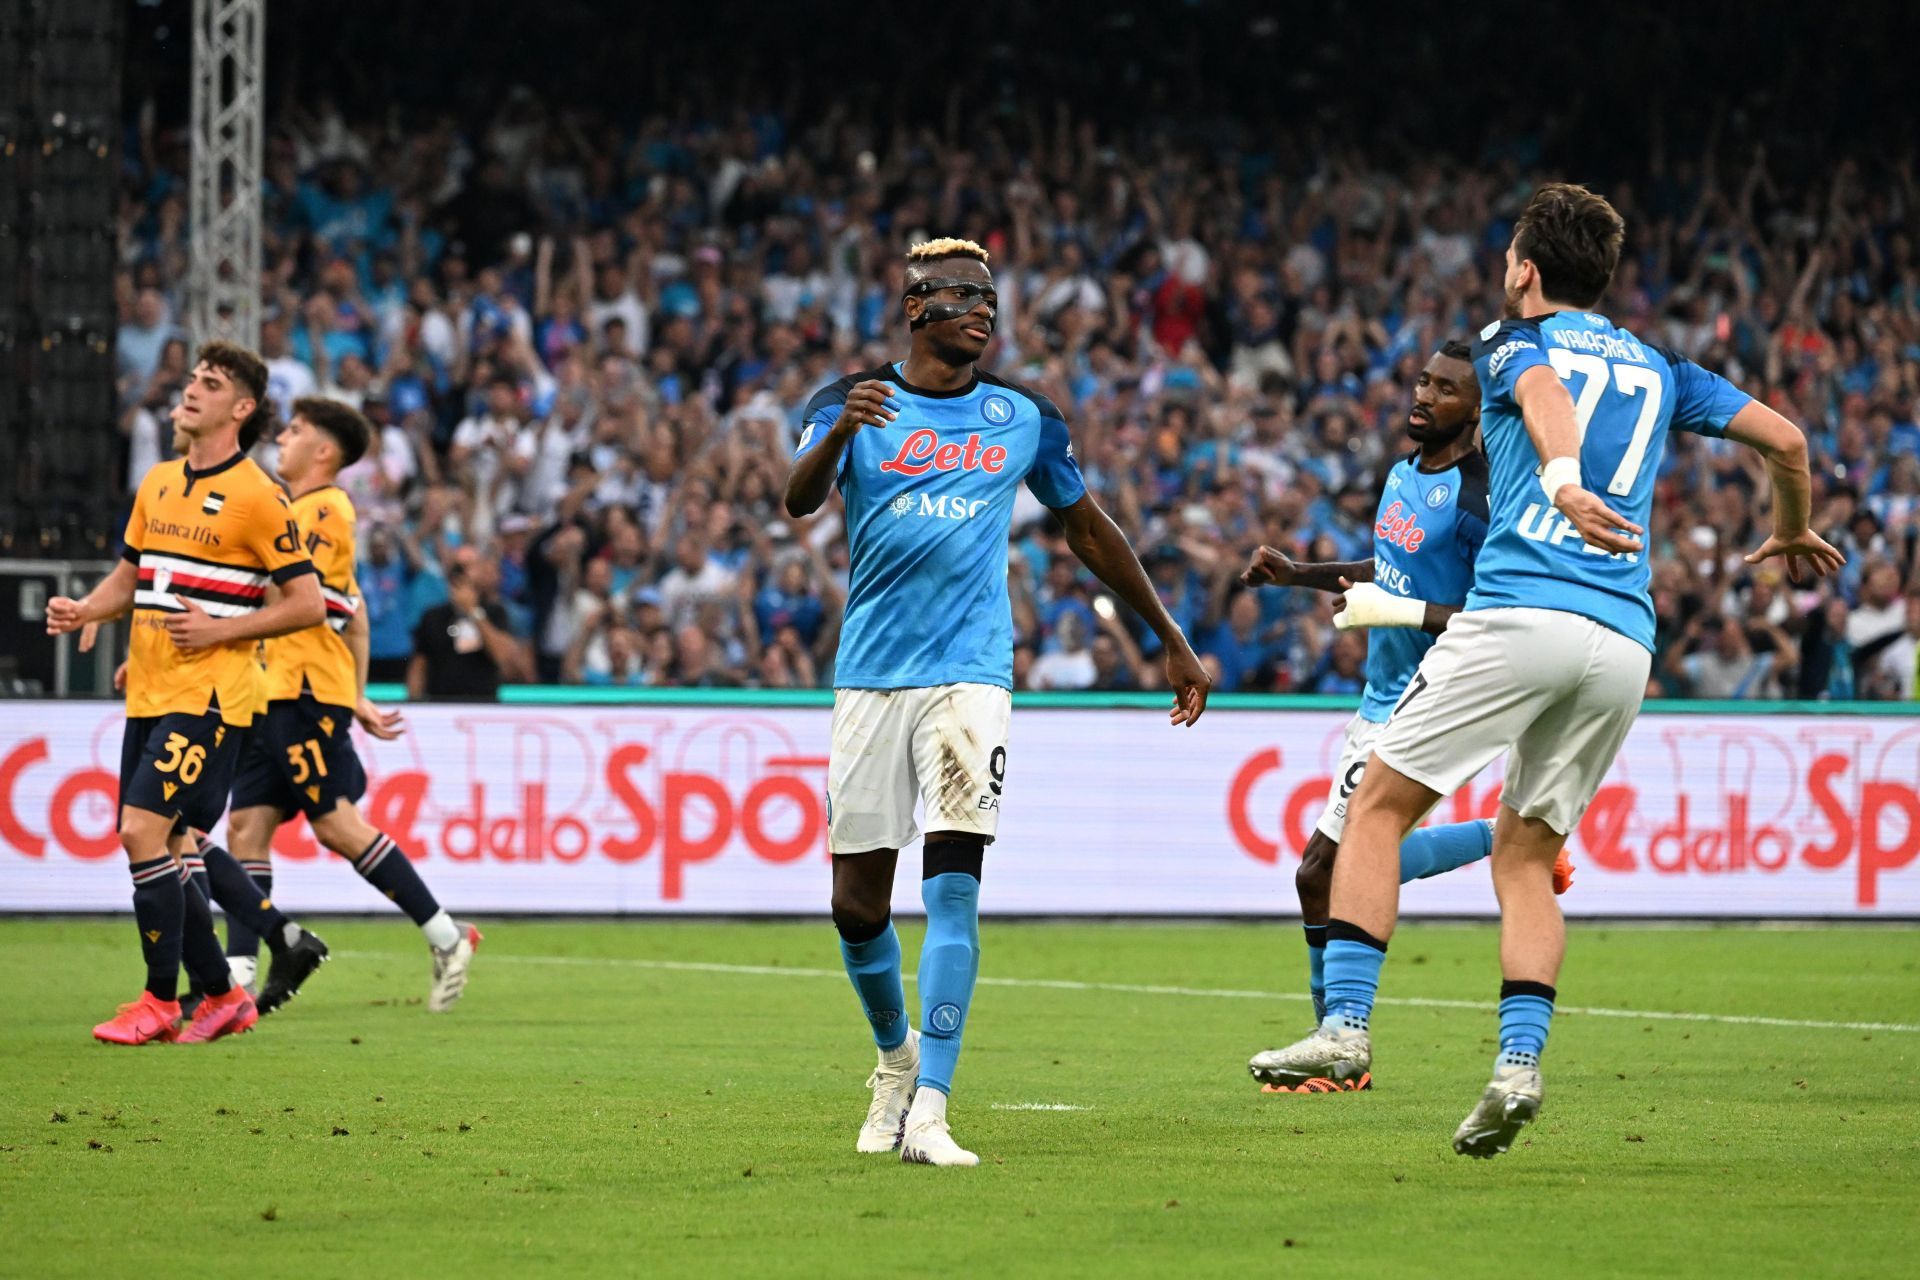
[1399,819,1493,882]
[1497,979,1556,1071]
[916,871,981,1094]
[1320,919,1388,1031]
[1302,924,1328,1021]
[838,918,908,1051]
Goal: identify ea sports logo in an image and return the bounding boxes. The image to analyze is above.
[1426,484,1450,509]
[980,394,1014,425]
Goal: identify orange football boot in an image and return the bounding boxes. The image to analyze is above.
[93,992,182,1045]
[1552,850,1575,896]
[1260,1073,1373,1094]
[176,985,259,1043]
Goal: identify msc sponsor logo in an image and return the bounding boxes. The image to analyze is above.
[1486,338,1537,377]
[890,493,992,521]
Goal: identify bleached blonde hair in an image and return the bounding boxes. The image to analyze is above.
[907,237,989,265]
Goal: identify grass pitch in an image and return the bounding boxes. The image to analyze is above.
[2,918,1916,1278]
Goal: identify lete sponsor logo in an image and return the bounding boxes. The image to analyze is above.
[877,429,1009,476]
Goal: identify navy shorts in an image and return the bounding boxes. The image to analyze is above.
[230,696,368,821]
[120,712,243,834]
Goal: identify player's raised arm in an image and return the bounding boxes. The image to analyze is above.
[1724,400,1845,582]
[1240,545,1374,592]
[1054,493,1210,726]
[784,379,899,518]
[1512,364,1644,556]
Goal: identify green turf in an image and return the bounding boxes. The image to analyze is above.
[2,919,1916,1278]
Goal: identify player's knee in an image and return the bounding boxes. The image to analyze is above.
[1296,840,1335,904]
[829,887,890,940]
[922,833,985,882]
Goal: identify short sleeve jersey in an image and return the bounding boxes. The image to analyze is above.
[122,452,316,726]
[1469,311,1751,650]
[263,486,362,707]
[795,364,1086,689]
[1359,450,1490,722]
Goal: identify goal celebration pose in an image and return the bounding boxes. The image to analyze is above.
[1251,184,1843,1156]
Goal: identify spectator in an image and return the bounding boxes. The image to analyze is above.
[1667,615,1798,700]
[408,558,531,700]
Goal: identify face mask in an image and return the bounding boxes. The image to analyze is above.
[905,277,998,331]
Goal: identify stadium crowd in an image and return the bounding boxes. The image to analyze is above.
[109,78,1920,701]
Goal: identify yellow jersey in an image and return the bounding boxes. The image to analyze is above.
[263,485,361,708]
[123,452,316,726]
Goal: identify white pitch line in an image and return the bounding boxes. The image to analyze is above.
[334,951,1920,1035]
[991,1103,1092,1112]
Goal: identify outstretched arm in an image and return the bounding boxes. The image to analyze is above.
[1056,493,1209,725]
[1241,546,1374,593]
[1723,400,1844,581]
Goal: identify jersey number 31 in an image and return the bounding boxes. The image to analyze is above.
[1546,349,1664,497]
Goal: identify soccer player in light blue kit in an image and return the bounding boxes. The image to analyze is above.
[1242,342,1572,1094]
[785,238,1211,1166]
[1250,184,1843,1156]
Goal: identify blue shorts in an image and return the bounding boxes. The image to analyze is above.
[120,712,243,834]
[230,696,368,821]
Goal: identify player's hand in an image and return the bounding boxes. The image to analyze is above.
[78,620,101,652]
[45,595,87,636]
[1745,529,1845,584]
[1239,546,1297,588]
[164,599,229,652]
[1163,642,1211,728]
[448,578,481,614]
[355,696,407,740]
[831,380,899,438]
[112,660,129,693]
[1553,485,1644,556]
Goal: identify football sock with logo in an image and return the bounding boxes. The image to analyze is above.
[836,913,909,1052]
[200,841,296,956]
[1496,979,1556,1072]
[1303,924,1328,1022]
[1399,819,1494,883]
[130,856,184,1003]
[915,839,983,1096]
[1320,919,1388,1032]
[347,833,447,934]
[177,865,235,998]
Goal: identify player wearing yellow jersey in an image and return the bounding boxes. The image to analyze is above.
[47,342,325,1045]
[225,398,481,1013]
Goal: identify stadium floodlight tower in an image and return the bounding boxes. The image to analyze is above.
[187,0,264,349]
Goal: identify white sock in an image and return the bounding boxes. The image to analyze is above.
[905,1085,948,1129]
[422,911,460,950]
[227,955,257,988]
[880,1028,917,1069]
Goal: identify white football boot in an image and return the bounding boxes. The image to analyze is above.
[857,1029,919,1154]
[428,922,483,1012]
[1248,1022,1372,1089]
[1452,1064,1544,1159]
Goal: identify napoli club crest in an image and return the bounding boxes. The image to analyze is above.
[1426,484,1451,509]
[980,394,1014,425]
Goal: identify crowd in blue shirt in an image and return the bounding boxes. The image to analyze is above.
[107,20,1920,700]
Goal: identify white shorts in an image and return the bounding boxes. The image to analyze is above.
[1313,713,1387,843]
[1372,607,1650,835]
[826,683,1012,855]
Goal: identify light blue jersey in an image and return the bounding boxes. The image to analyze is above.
[1358,451,1489,722]
[1469,311,1751,650]
[797,363,1086,689]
